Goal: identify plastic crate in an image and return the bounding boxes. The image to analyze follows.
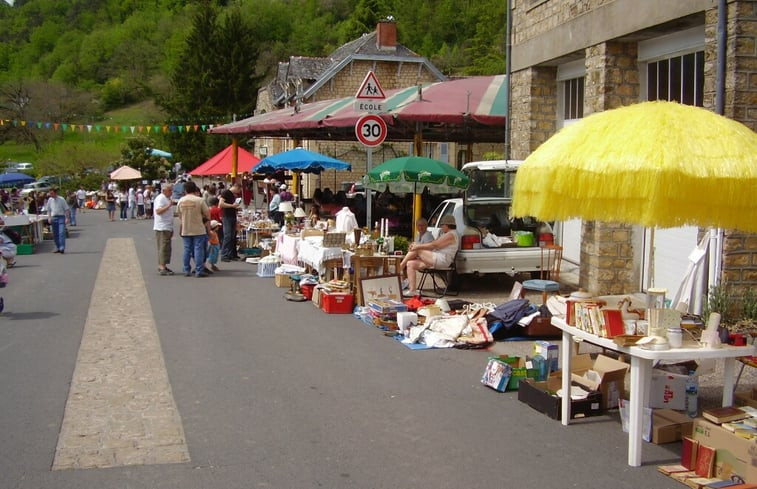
[256,261,278,277]
[16,243,34,255]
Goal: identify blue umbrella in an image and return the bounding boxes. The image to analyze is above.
[149,148,173,158]
[252,147,350,174]
[0,172,35,188]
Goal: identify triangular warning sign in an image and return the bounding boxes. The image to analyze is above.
[355,71,386,99]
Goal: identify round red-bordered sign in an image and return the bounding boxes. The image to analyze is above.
[355,114,387,147]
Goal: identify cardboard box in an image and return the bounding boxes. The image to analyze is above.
[525,316,561,338]
[652,408,694,444]
[367,299,408,314]
[533,340,559,373]
[736,387,757,409]
[321,292,354,314]
[481,357,513,392]
[555,354,630,410]
[312,287,322,308]
[274,273,292,288]
[649,370,693,410]
[517,377,603,420]
[692,419,757,483]
[499,356,536,391]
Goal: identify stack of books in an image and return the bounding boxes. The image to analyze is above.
[702,405,757,440]
[569,302,625,338]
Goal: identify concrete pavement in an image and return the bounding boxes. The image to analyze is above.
[0,210,751,488]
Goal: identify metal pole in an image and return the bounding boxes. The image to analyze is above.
[505,0,513,160]
[365,148,373,229]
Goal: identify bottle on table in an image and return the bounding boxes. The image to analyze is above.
[685,370,698,418]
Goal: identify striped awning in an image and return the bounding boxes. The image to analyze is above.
[210,75,507,143]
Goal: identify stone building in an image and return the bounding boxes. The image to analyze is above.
[253,21,444,200]
[509,0,756,304]
[251,21,503,206]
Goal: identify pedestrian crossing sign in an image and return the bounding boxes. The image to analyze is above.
[355,71,386,100]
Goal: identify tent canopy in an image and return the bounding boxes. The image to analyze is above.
[0,172,34,187]
[209,75,507,143]
[110,165,142,180]
[189,145,261,176]
[252,147,350,175]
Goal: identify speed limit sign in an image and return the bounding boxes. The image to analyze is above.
[355,114,387,147]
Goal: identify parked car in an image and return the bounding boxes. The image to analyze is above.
[20,181,51,197]
[426,160,554,277]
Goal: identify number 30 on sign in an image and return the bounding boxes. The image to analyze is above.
[355,114,387,147]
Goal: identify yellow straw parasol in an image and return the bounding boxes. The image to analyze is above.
[512,101,757,232]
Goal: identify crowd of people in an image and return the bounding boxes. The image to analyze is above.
[150,178,243,278]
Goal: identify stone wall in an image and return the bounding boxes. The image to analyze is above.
[705,2,757,293]
[509,67,557,159]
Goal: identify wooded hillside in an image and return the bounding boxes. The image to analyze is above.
[0,0,507,176]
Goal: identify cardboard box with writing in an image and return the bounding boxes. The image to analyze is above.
[517,377,603,420]
[553,354,630,410]
[533,340,559,373]
[648,370,694,410]
[692,419,757,483]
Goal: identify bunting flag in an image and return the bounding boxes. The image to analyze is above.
[0,118,218,135]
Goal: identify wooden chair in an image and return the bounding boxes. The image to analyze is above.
[417,252,459,298]
[353,256,391,306]
[522,244,563,304]
[321,257,345,282]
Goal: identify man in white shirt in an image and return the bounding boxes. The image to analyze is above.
[76,187,87,212]
[153,183,174,275]
[46,188,70,254]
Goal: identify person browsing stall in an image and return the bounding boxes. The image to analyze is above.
[218,184,241,262]
[399,214,458,297]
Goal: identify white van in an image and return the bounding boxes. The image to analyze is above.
[427,160,552,276]
[12,162,33,171]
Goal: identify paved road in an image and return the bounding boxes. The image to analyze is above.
[0,211,702,488]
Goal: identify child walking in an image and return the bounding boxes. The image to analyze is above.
[206,220,221,272]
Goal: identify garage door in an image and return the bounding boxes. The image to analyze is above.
[558,218,582,265]
[643,226,699,296]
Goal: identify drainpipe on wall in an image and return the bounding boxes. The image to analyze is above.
[505,0,513,160]
[709,0,727,291]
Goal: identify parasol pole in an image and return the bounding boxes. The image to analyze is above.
[231,137,238,184]
[413,126,423,237]
[292,138,301,202]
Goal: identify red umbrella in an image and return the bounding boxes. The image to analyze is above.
[189,145,261,176]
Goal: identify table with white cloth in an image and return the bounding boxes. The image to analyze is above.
[3,214,44,244]
[551,316,757,467]
[297,236,348,276]
[275,232,301,266]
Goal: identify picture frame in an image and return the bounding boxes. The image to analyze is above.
[358,274,403,306]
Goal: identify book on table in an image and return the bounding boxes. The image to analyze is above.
[702,406,750,424]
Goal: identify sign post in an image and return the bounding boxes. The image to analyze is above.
[354,71,387,230]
